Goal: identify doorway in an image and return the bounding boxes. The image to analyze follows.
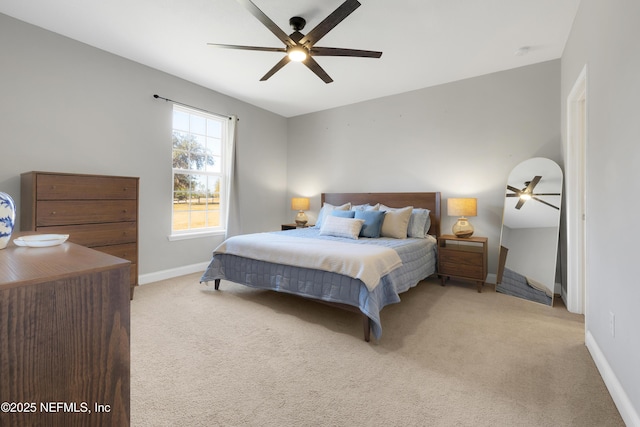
[565,65,587,315]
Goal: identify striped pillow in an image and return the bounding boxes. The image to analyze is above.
[319,215,365,239]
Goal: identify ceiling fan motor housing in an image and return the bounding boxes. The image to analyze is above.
[289,16,306,31]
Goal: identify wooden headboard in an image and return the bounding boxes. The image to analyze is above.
[321,192,441,237]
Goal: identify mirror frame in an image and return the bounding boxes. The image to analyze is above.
[496,157,563,306]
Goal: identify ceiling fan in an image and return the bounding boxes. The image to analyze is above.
[208,0,382,83]
[506,176,561,210]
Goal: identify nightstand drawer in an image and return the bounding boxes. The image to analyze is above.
[439,249,483,266]
[439,262,484,280]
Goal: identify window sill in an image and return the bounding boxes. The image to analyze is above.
[167,230,226,241]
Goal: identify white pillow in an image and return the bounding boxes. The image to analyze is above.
[315,202,351,228]
[407,208,431,238]
[380,206,413,239]
[351,203,380,211]
[319,215,365,239]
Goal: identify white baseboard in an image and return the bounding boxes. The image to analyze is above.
[485,273,497,285]
[138,262,210,285]
[586,330,640,427]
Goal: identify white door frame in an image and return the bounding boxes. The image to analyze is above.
[565,65,588,315]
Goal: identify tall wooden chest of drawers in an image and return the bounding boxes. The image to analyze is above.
[20,171,139,298]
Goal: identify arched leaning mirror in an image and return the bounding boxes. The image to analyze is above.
[496,157,563,306]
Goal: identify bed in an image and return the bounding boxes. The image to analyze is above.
[200,192,441,341]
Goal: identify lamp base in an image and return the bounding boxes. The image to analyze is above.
[294,211,308,227]
[452,217,474,238]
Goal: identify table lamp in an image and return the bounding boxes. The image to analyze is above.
[291,197,310,226]
[447,198,477,238]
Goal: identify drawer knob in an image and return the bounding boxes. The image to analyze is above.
[122,209,128,213]
[50,211,56,215]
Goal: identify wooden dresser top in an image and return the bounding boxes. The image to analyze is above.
[0,232,130,289]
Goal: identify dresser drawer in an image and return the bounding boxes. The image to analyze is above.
[129,264,137,286]
[93,245,138,286]
[93,243,138,264]
[36,200,137,226]
[36,222,137,247]
[36,174,138,200]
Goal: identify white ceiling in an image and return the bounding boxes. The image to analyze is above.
[0,0,581,118]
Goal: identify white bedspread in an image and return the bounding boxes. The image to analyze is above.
[214,233,403,291]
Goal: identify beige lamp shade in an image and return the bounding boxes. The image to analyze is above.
[447,198,477,217]
[447,198,477,238]
[291,197,310,211]
[291,197,310,226]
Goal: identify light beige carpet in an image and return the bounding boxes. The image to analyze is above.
[131,274,623,427]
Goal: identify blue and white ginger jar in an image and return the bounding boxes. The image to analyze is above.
[0,191,16,249]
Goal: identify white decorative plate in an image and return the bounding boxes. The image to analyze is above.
[13,234,69,247]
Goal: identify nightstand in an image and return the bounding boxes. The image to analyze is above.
[437,234,488,292]
[281,223,313,230]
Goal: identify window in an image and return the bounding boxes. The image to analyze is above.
[171,105,228,237]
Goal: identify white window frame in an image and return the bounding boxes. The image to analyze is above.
[169,105,229,240]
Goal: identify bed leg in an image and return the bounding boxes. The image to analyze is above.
[214,279,220,290]
[362,315,371,342]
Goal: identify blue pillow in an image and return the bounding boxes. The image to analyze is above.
[331,210,355,218]
[355,210,385,238]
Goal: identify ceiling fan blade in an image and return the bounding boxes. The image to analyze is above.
[235,0,296,47]
[260,56,291,81]
[507,185,522,194]
[524,176,542,194]
[303,56,333,83]
[532,197,560,210]
[207,43,286,53]
[299,0,361,47]
[515,198,527,210]
[506,194,520,197]
[311,47,382,58]
[530,193,561,196]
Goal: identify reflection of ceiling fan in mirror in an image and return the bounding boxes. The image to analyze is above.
[507,176,561,210]
[207,0,382,83]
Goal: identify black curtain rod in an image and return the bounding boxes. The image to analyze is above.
[153,94,237,120]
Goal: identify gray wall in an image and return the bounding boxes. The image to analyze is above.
[287,60,562,277]
[561,0,640,422]
[0,13,289,278]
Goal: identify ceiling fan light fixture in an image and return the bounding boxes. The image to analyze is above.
[520,193,532,201]
[287,46,307,62]
[209,0,382,82]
